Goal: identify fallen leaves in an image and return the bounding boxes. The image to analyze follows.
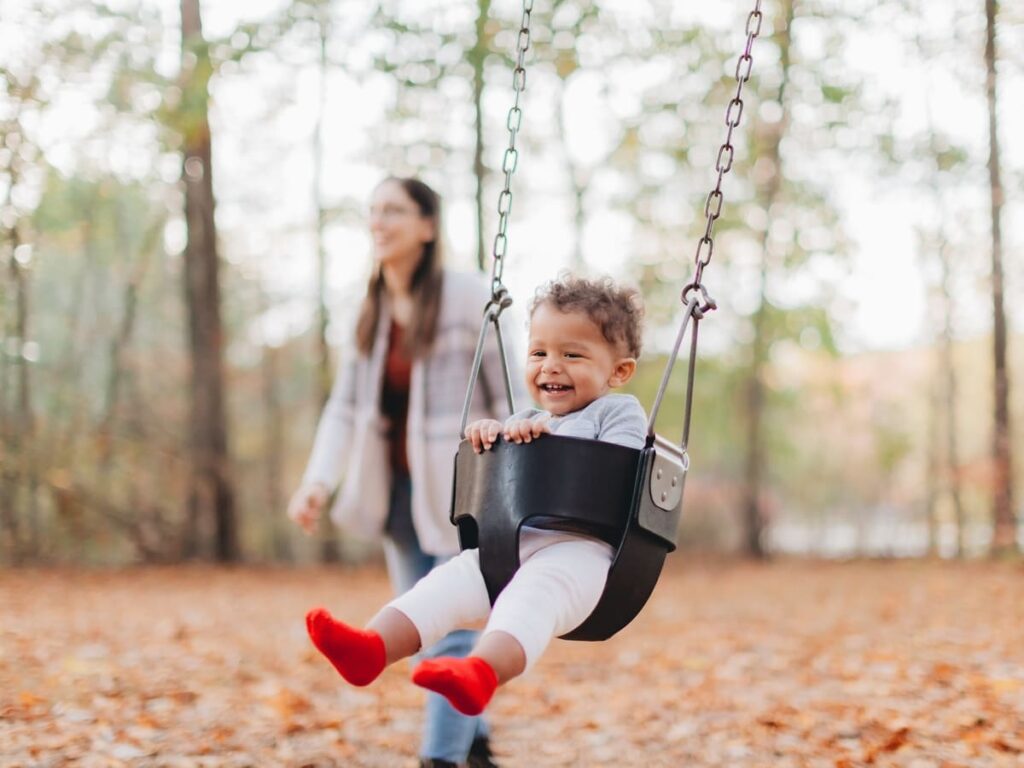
[1,560,1022,766]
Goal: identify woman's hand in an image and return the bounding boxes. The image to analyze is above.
[465,419,504,453]
[504,413,552,444]
[287,482,329,535]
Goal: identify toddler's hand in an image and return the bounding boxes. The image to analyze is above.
[504,413,552,444]
[287,482,329,535]
[465,419,503,453]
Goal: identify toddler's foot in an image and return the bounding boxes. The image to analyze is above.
[411,656,498,715]
[306,607,385,686]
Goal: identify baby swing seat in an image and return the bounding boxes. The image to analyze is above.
[451,0,761,643]
[450,433,686,641]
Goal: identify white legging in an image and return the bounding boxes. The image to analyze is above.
[388,530,613,671]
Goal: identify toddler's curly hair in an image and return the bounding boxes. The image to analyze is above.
[530,274,644,359]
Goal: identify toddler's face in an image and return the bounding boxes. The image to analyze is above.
[525,303,633,416]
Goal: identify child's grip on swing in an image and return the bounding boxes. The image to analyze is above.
[466,412,552,453]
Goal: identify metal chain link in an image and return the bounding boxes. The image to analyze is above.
[684,0,763,308]
[649,1,763,444]
[489,0,533,301]
[458,0,534,433]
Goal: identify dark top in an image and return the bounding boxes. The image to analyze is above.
[381,321,412,475]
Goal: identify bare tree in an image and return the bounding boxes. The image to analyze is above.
[924,233,968,558]
[311,1,332,411]
[913,14,971,559]
[470,0,493,270]
[309,1,342,562]
[983,0,1015,555]
[260,339,291,561]
[0,72,38,563]
[938,240,968,557]
[741,0,796,558]
[1,236,32,563]
[924,344,941,556]
[179,0,238,561]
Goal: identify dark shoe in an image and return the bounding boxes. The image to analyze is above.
[419,760,459,768]
[467,736,499,768]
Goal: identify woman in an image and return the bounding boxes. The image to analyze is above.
[288,177,522,768]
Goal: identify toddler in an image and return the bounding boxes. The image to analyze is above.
[306,275,647,715]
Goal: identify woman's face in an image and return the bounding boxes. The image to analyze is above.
[368,180,435,268]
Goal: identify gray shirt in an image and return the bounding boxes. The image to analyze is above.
[506,393,648,450]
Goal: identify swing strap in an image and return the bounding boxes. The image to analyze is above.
[459,288,517,437]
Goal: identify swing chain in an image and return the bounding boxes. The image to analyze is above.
[489,0,533,302]
[458,0,533,434]
[685,0,763,310]
[650,1,761,443]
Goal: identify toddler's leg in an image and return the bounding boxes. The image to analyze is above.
[484,536,613,670]
[412,655,499,716]
[386,547,492,648]
[306,608,390,686]
[309,548,491,688]
[412,536,613,714]
[308,605,426,686]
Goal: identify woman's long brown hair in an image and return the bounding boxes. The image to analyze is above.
[354,177,444,358]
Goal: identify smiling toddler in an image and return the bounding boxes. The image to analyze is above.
[306,275,647,716]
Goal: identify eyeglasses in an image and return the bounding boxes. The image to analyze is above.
[369,204,420,220]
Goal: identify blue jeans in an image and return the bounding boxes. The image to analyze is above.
[383,474,489,763]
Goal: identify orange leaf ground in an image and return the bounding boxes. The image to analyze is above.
[2,560,1023,767]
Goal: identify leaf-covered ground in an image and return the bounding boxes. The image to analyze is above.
[2,560,1023,767]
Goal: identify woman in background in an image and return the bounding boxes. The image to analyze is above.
[288,177,521,768]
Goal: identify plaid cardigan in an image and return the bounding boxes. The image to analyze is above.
[302,270,526,555]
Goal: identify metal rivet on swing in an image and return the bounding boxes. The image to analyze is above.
[660,492,668,503]
[656,468,662,480]
[671,477,677,487]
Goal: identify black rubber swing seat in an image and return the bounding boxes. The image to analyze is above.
[449,433,686,641]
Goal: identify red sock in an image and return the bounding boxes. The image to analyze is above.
[411,656,498,716]
[305,607,386,686]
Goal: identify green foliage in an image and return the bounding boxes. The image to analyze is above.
[3,0,1018,563]
[820,83,849,104]
[763,301,839,357]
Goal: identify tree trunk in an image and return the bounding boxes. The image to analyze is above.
[743,259,770,559]
[983,0,1015,555]
[0,124,32,562]
[937,241,967,558]
[180,0,238,562]
[1,233,31,563]
[49,200,94,478]
[261,340,291,561]
[924,349,940,557]
[740,0,795,559]
[920,30,968,560]
[312,6,341,563]
[471,0,491,271]
[100,220,160,446]
[313,9,332,412]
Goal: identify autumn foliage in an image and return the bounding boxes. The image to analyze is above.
[2,561,1023,766]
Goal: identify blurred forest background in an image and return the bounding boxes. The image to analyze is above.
[0,0,1021,566]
